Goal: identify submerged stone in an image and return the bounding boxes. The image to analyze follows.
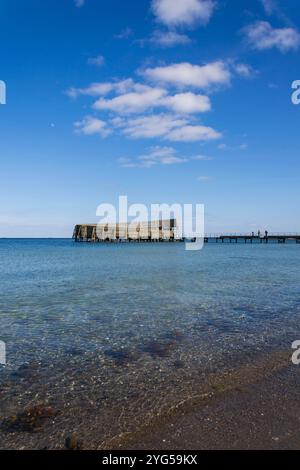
[65,433,83,450]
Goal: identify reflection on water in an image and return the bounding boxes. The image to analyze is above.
[0,239,299,448]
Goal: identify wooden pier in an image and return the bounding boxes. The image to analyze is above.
[73,224,300,244]
[204,234,300,244]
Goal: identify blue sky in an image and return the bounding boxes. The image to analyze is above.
[0,0,300,237]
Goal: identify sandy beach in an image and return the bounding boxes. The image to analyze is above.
[126,356,300,450]
[0,347,298,450]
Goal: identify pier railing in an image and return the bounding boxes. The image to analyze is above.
[205,232,300,238]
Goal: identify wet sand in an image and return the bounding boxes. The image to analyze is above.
[0,348,299,450]
[125,361,300,450]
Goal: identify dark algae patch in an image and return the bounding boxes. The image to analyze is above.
[104,348,139,366]
[141,330,185,359]
[142,339,176,358]
[2,404,58,433]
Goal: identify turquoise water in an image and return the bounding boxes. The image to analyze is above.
[1,238,300,372]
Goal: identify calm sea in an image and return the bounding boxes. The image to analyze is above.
[1,238,299,372]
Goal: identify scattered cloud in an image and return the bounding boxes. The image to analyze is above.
[234,63,256,78]
[114,113,221,142]
[74,0,85,8]
[74,116,111,137]
[244,21,300,52]
[167,124,221,142]
[143,61,231,89]
[67,84,111,99]
[67,57,260,144]
[197,175,212,181]
[192,154,213,160]
[260,0,291,24]
[118,114,189,139]
[163,92,211,113]
[151,0,216,28]
[120,147,214,168]
[69,79,211,115]
[93,85,167,114]
[150,30,191,47]
[66,79,134,98]
[92,84,211,114]
[73,107,221,143]
[88,55,105,67]
[260,0,277,15]
[120,146,188,168]
[114,27,133,39]
[268,82,279,89]
[218,142,247,151]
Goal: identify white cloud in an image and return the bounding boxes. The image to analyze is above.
[92,84,211,114]
[244,21,300,52]
[143,61,231,89]
[67,83,112,98]
[150,30,191,47]
[74,0,85,7]
[218,142,247,151]
[117,113,221,142]
[120,146,188,168]
[88,55,105,67]
[67,61,232,144]
[151,0,215,28]
[66,79,135,98]
[167,124,221,142]
[120,147,215,168]
[121,114,188,139]
[74,116,111,137]
[163,92,211,113]
[93,85,167,113]
[234,63,255,78]
[73,112,221,143]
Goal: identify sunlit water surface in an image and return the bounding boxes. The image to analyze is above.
[1,239,300,366]
[0,239,299,446]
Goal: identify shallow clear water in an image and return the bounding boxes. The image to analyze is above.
[1,238,300,372]
[0,239,300,447]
